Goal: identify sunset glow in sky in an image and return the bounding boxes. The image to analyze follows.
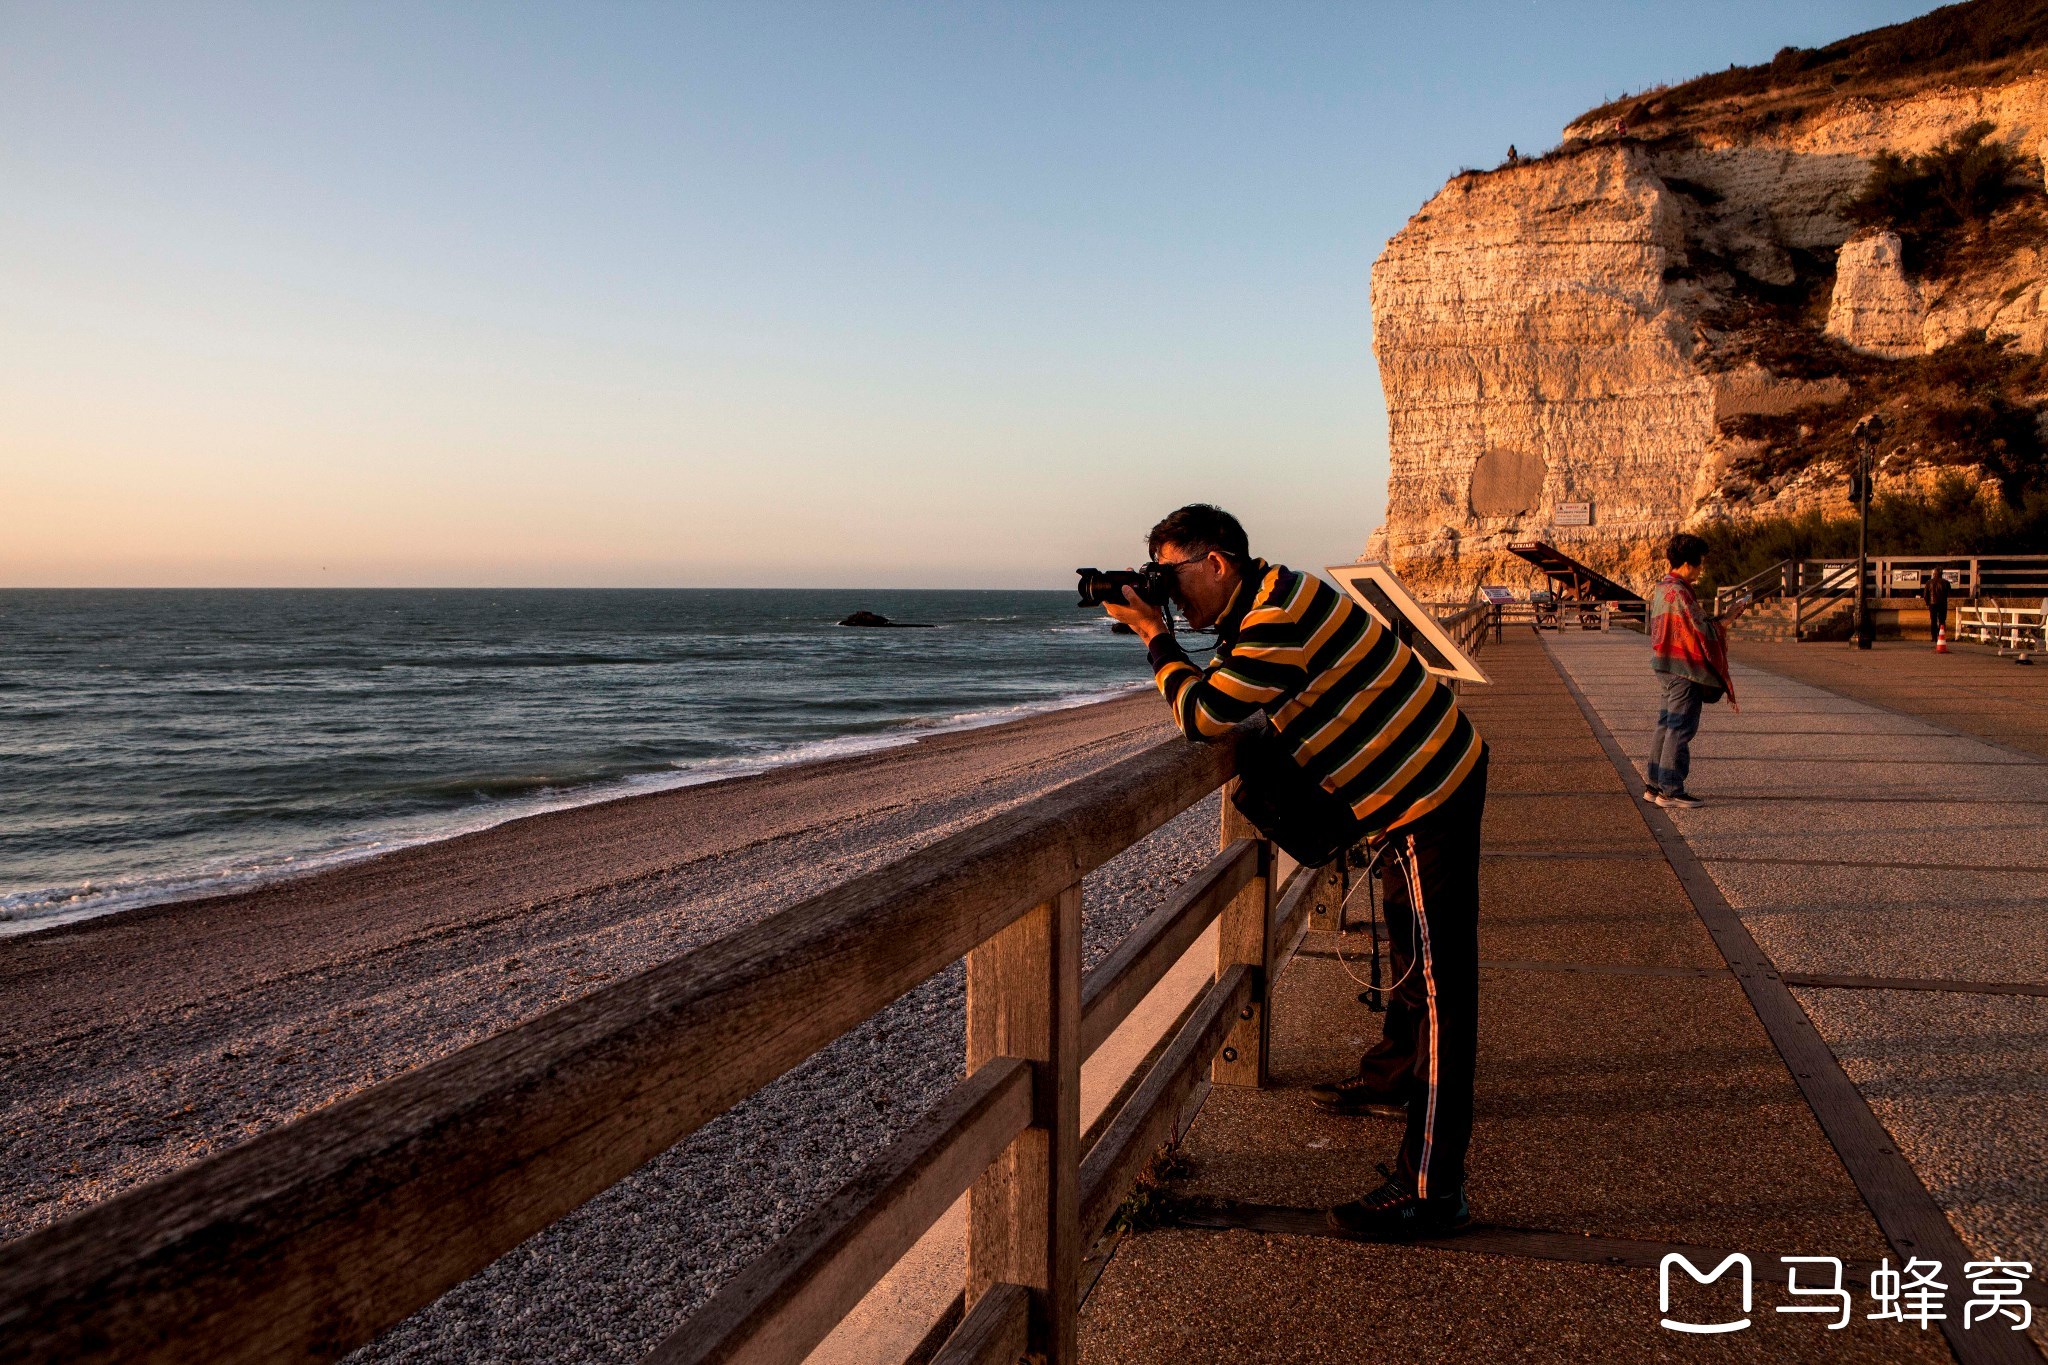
[4,1,1936,586]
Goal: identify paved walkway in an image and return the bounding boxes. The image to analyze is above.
[1077,629,2045,1363]
[1554,632,2048,1308]
[1728,639,2048,763]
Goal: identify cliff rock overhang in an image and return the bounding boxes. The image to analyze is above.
[1371,0,2048,599]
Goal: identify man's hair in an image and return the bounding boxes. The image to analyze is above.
[1148,504,1250,563]
[1665,532,1708,568]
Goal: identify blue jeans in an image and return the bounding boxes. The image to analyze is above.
[1647,675,1702,796]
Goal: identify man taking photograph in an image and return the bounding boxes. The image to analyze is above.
[1102,503,1487,1240]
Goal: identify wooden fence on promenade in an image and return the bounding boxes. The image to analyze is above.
[0,612,1484,1365]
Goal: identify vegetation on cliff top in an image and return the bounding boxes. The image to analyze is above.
[1845,120,2031,271]
[1720,330,2048,504]
[1580,0,2048,141]
[1698,122,2048,510]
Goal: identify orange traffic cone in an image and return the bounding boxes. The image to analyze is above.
[1935,624,1950,654]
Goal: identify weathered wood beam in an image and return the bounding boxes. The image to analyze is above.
[926,1281,1028,1365]
[0,729,1240,1365]
[1211,790,1270,1088]
[1077,966,1252,1247]
[646,1058,1031,1365]
[1077,839,1255,1058]
[966,886,1082,1364]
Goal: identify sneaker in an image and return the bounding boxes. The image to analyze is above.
[1326,1164,1472,1240]
[1307,1075,1408,1119]
[1653,789,1704,809]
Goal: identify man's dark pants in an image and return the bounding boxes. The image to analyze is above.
[1353,747,1488,1200]
[1646,675,1703,797]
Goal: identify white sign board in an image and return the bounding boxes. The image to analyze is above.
[1325,562,1490,685]
[1555,501,1593,527]
[1479,585,1517,605]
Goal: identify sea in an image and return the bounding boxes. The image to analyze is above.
[0,589,1155,936]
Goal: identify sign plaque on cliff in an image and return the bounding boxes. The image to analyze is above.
[1555,501,1593,527]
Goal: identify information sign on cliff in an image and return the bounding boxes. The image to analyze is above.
[1555,501,1593,527]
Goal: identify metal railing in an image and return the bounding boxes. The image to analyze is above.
[1715,554,2048,619]
[0,613,1493,1365]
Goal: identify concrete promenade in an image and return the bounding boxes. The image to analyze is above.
[1076,629,2046,1363]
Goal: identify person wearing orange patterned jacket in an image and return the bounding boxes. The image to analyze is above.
[1646,533,1738,809]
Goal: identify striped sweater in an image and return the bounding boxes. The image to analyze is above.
[1147,561,1483,837]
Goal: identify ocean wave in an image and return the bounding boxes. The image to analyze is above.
[0,683,1148,939]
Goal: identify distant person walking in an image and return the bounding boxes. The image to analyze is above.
[1924,565,1952,642]
[1646,533,1737,809]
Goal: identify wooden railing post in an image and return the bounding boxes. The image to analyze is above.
[1214,786,1272,1087]
[965,884,1081,1364]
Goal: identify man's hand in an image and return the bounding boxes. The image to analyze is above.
[1104,585,1169,644]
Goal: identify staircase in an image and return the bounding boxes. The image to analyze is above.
[1724,595,1853,643]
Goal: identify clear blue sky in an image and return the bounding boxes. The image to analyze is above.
[2,1,1938,586]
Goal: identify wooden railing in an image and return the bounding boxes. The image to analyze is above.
[2,604,1489,1365]
[0,729,1350,1365]
[1438,600,1491,658]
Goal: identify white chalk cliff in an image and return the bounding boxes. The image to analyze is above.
[1369,52,2048,598]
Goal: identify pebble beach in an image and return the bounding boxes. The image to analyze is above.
[0,692,1220,1361]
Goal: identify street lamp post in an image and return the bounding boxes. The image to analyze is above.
[1851,414,1883,650]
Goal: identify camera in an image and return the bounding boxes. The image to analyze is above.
[1076,564,1173,608]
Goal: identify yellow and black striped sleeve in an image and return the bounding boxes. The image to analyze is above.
[1146,567,1315,741]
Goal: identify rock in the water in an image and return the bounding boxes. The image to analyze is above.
[837,611,935,628]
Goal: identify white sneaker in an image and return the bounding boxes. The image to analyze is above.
[1654,790,1703,809]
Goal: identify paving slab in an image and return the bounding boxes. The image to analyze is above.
[1483,793,1663,858]
[1792,987,2048,1270]
[1486,756,1626,794]
[1602,733,2028,763]
[1080,1227,1949,1364]
[1175,958,1883,1255]
[1596,756,2048,803]
[1081,632,1928,1359]
[1545,628,2048,1319]
[1730,640,2048,762]
[1662,801,2048,871]
[1470,857,1728,969]
[1706,862,2048,982]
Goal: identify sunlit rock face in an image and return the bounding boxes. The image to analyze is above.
[1370,71,2048,601]
[1371,146,1711,598]
[1827,231,1926,357]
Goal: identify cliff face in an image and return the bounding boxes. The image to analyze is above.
[1371,58,2048,598]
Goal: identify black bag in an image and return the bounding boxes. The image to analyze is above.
[1696,683,1725,705]
[1228,727,1363,867]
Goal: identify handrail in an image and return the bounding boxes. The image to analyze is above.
[1720,553,2048,619]
[1437,600,1491,658]
[1714,559,1793,616]
[0,728,1240,1364]
[4,613,1494,1365]
[652,1059,1035,1365]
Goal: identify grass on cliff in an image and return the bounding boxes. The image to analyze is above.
[1701,473,2048,591]
[1844,120,2035,273]
[1579,0,2048,141]
[1719,331,2048,503]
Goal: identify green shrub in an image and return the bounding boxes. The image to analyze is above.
[1845,121,2024,271]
